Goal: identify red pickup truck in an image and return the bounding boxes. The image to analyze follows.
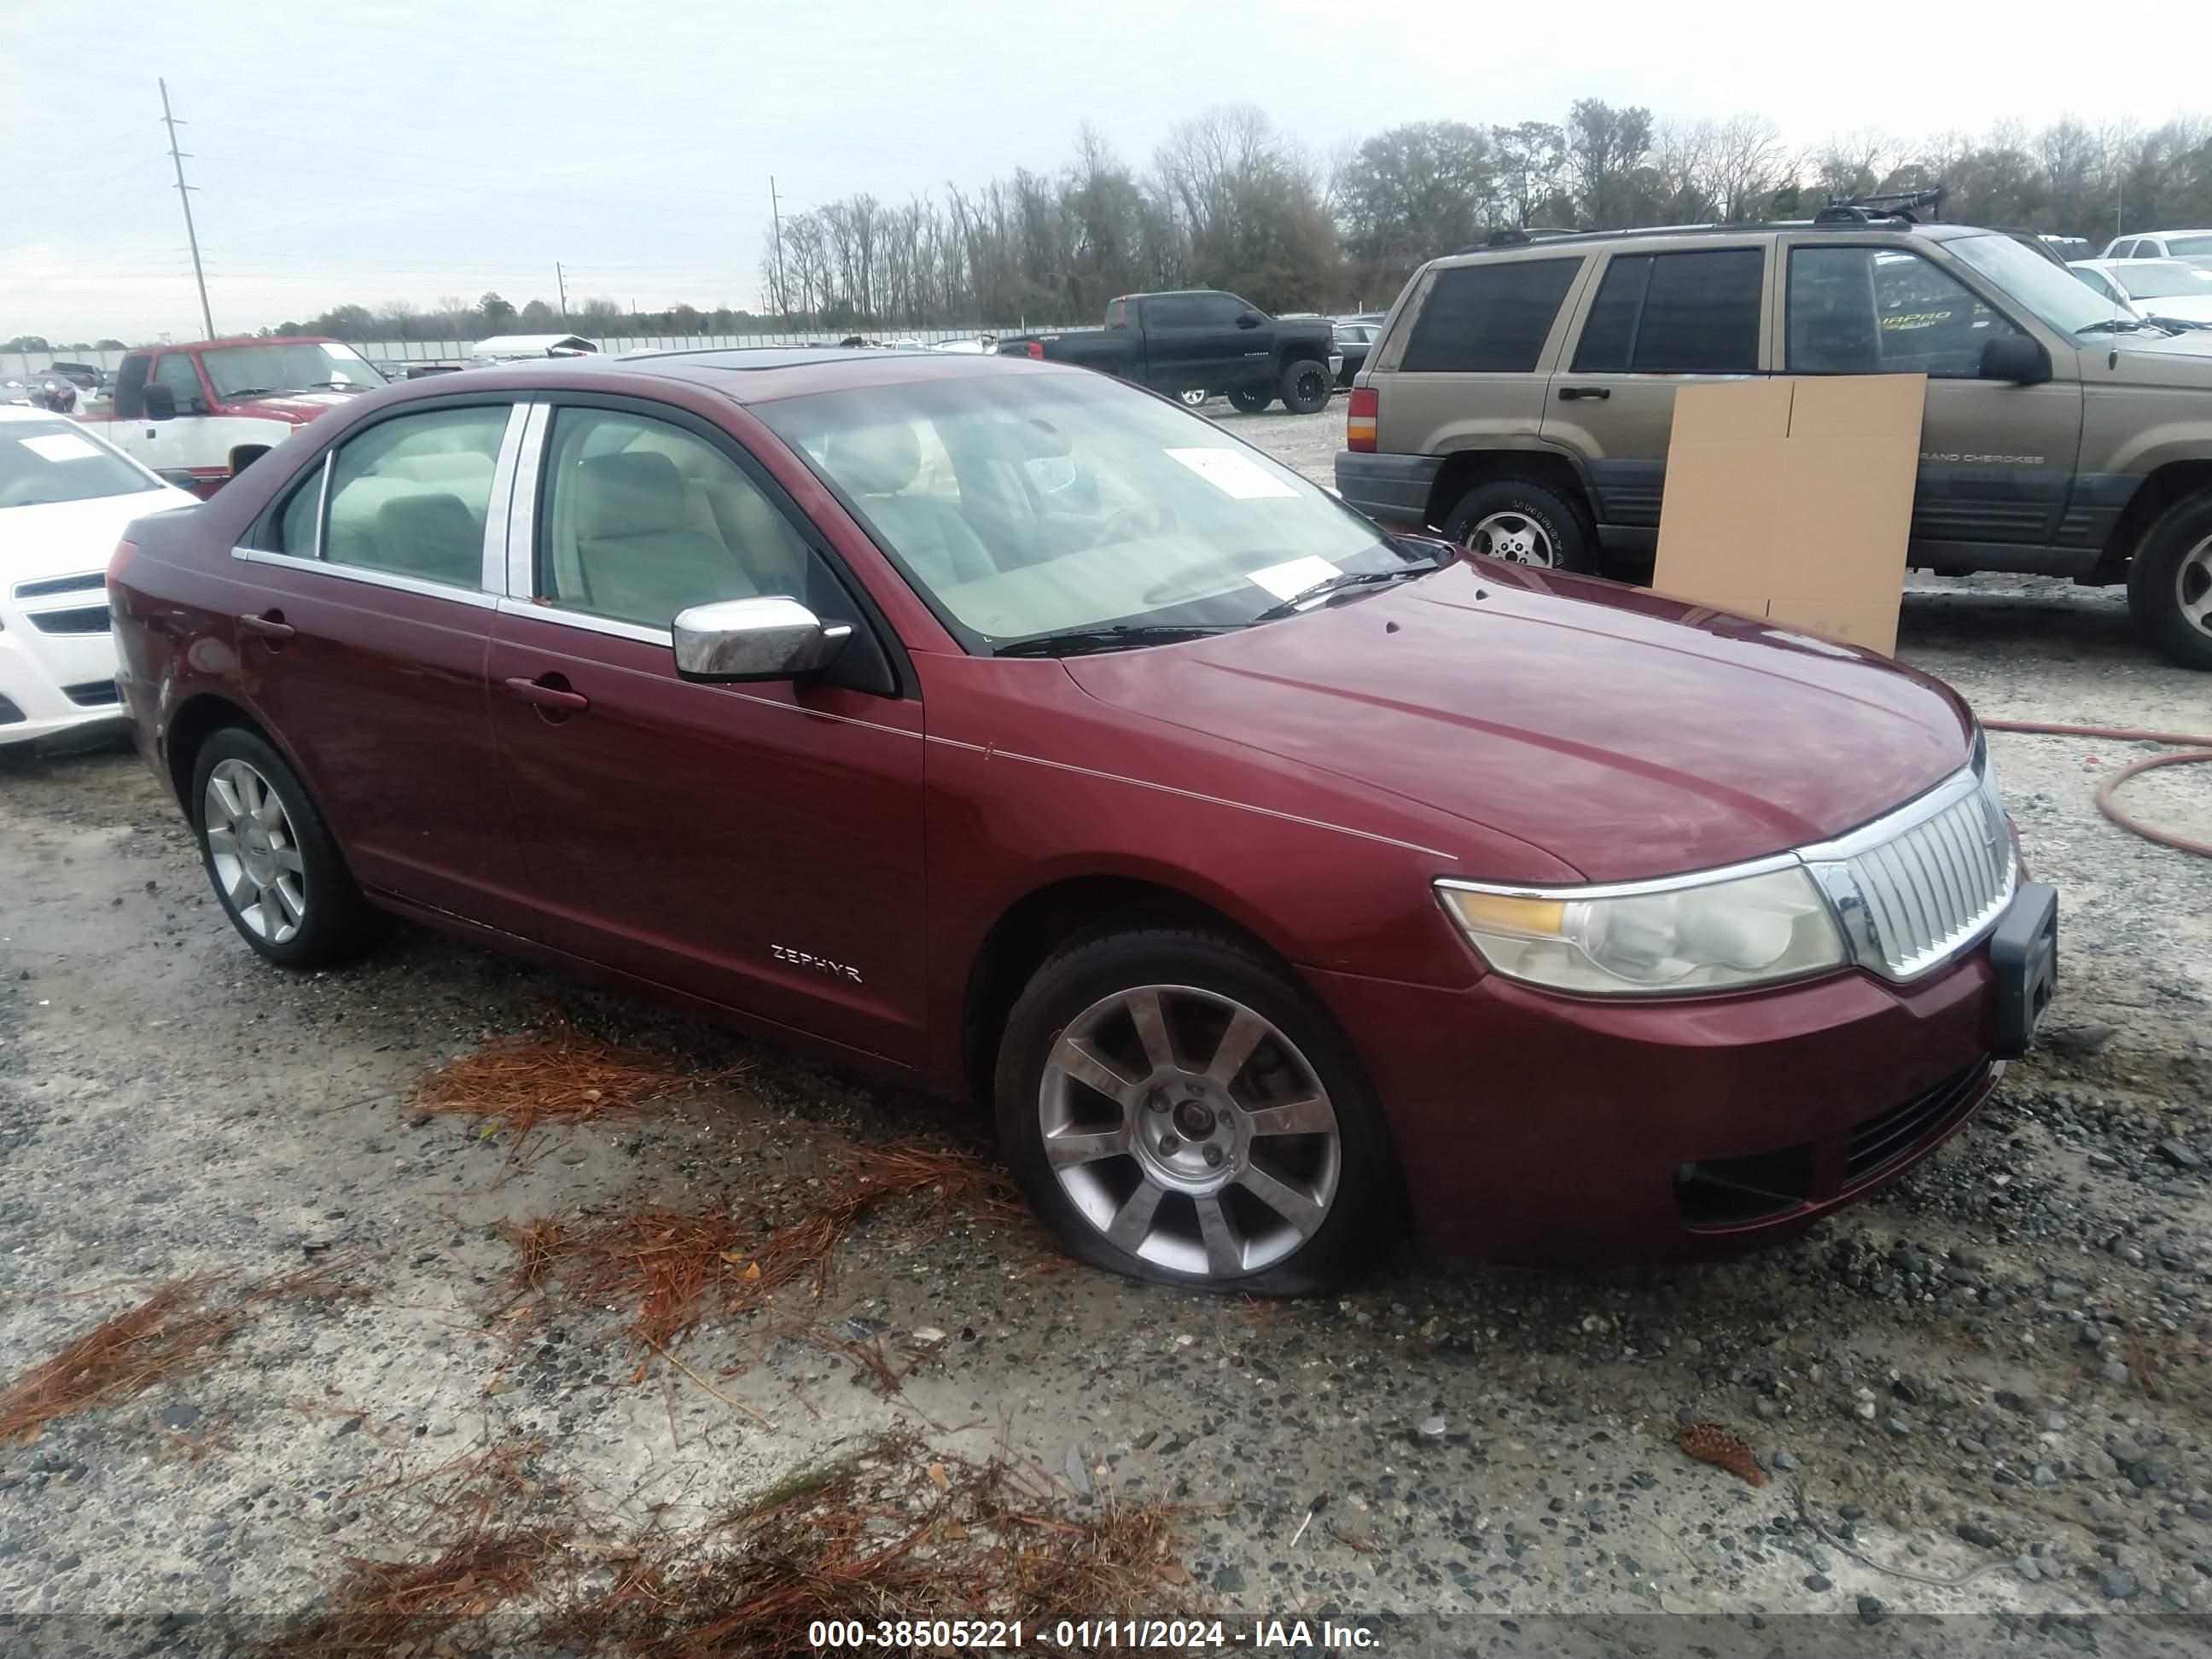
[81,336,387,496]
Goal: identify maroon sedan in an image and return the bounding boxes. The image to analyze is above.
[108,349,2058,1292]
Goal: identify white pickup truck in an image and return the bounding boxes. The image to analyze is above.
[79,336,387,495]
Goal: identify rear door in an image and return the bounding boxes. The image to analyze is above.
[1380,253,1586,463]
[1780,239,2083,550]
[1540,243,1770,534]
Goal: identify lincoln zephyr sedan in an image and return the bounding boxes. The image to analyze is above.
[108,348,2058,1292]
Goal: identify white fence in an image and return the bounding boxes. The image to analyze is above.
[2,325,1068,385]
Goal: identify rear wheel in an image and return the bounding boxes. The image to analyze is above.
[1227,388,1272,414]
[1441,477,1598,575]
[2127,492,2212,670]
[191,727,375,967]
[996,928,1399,1295]
[1278,358,1330,415]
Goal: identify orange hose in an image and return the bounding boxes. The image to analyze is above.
[1982,719,2212,860]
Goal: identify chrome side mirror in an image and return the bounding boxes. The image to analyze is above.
[671,596,851,682]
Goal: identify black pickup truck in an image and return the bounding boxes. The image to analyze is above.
[998,290,1341,414]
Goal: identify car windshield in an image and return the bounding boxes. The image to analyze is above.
[2112,261,2212,301]
[2168,235,2212,256]
[201,342,386,398]
[0,419,160,509]
[756,371,1416,649]
[1948,230,2128,335]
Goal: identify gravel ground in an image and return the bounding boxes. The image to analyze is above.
[2,404,2209,1652]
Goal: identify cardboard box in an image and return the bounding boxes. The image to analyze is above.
[1650,375,1925,655]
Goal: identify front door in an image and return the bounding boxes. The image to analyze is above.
[1779,241,2085,548]
[1540,244,1771,533]
[486,399,929,1066]
[232,398,534,928]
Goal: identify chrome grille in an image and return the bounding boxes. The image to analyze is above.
[1804,749,2016,982]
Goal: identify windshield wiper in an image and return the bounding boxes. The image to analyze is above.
[1249,562,1440,624]
[2076,319,2148,336]
[218,386,277,398]
[994,623,1240,658]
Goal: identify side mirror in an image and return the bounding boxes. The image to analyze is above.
[672,596,851,682]
[143,383,178,421]
[1979,335,2052,385]
[1235,311,1263,329]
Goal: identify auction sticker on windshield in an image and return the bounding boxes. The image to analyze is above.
[1244,555,1340,600]
[18,433,102,463]
[1163,446,1299,499]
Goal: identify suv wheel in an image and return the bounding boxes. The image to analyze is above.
[1177,388,1210,408]
[2128,492,2212,670]
[191,727,375,967]
[1278,359,1330,415]
[1442,479,1597,574]
[1228,388,1273,415]
[996,928,1398,1294]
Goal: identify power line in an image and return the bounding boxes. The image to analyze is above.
[159,79,214,340]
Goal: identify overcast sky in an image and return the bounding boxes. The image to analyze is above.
[3,0,2203,343]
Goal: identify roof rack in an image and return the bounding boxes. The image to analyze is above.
[1814,187,1947,226]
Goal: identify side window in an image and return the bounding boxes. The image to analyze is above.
[113,356,149,420]
[1144,296,1203,329]
[1195,294,1249,325]
[539,408,820,631]
[152,354,207,414]
[276,459,326,556]
[1571,248,1764,374]
[1401,259,1580,374]
[322,404,509,587]
[1105,299,1130,330]
[1788,247,2022,378]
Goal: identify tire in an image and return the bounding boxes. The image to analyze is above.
[1278,358,1330,415]
[1176,388,1210,408]
[2126,491,2212,670]
[1441,477,1598,574]
[190,727,375,968]
[995,928,1400,1295]
[1227,388,1272,414]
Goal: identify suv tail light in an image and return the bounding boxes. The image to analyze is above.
[1346,386,1377,452]
[1024,341,1045,360]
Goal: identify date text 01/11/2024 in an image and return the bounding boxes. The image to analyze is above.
[805,1616,1382,1650]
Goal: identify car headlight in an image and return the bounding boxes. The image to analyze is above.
[1436,864,1847,996]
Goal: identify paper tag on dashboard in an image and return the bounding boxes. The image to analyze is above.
[19,433,101,463]
[1163,447,1299,499]
[1244,556,1341,602]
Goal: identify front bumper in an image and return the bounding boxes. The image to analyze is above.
[1309,897,2029,1265]
[0,616,128,749]
[1334,450,1441,527]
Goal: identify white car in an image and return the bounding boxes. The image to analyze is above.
[2070,259,2212,326]
[1,409,197,750]
[2102,229,2212,265]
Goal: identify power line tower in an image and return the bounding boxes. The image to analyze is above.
[159,79,214,339]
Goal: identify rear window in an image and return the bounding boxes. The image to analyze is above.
[1399,259,1580,374]
[2168,235,2212,256]
[1571,247,1765,375]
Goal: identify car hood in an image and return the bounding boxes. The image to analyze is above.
[224,390,361,423]
[3,487,197,585]
[2105,327,2212,384]
[1062,560,1974,882]
[2133,295,2212,324]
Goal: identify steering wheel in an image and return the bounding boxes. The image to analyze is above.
[1094,502,1174,545]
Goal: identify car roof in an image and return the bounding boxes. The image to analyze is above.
[1428,218,1988,268]
[405,346,1075,405]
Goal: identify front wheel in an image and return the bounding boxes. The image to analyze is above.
[1227,388,1272,414]
[2127,492,2212,670]
[1441,477,1598,574]
[1177,388,1210,409]
[1278,358,1331,415]
[996,928,1400,1294]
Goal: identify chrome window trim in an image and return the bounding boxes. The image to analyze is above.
[311,449,332,562]
[492,595,671,647]
[1435,741,2013,989]
[504,401,550,598]
[480,402,533,595]
[230,545,499,609]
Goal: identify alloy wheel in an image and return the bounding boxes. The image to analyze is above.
[1038,984,1342,1279]
[203,758,307,945]
[1178,388,1209,408]
[1468,509,1556,567]
[2179,535,2212,637]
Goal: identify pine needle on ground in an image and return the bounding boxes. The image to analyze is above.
[414,1020,746,1141]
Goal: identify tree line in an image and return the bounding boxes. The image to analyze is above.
[253,100,2212,342]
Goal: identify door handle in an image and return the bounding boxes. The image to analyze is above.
[502,675,590,713]
[1557,386,1612,401]
[236,611,295,643]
